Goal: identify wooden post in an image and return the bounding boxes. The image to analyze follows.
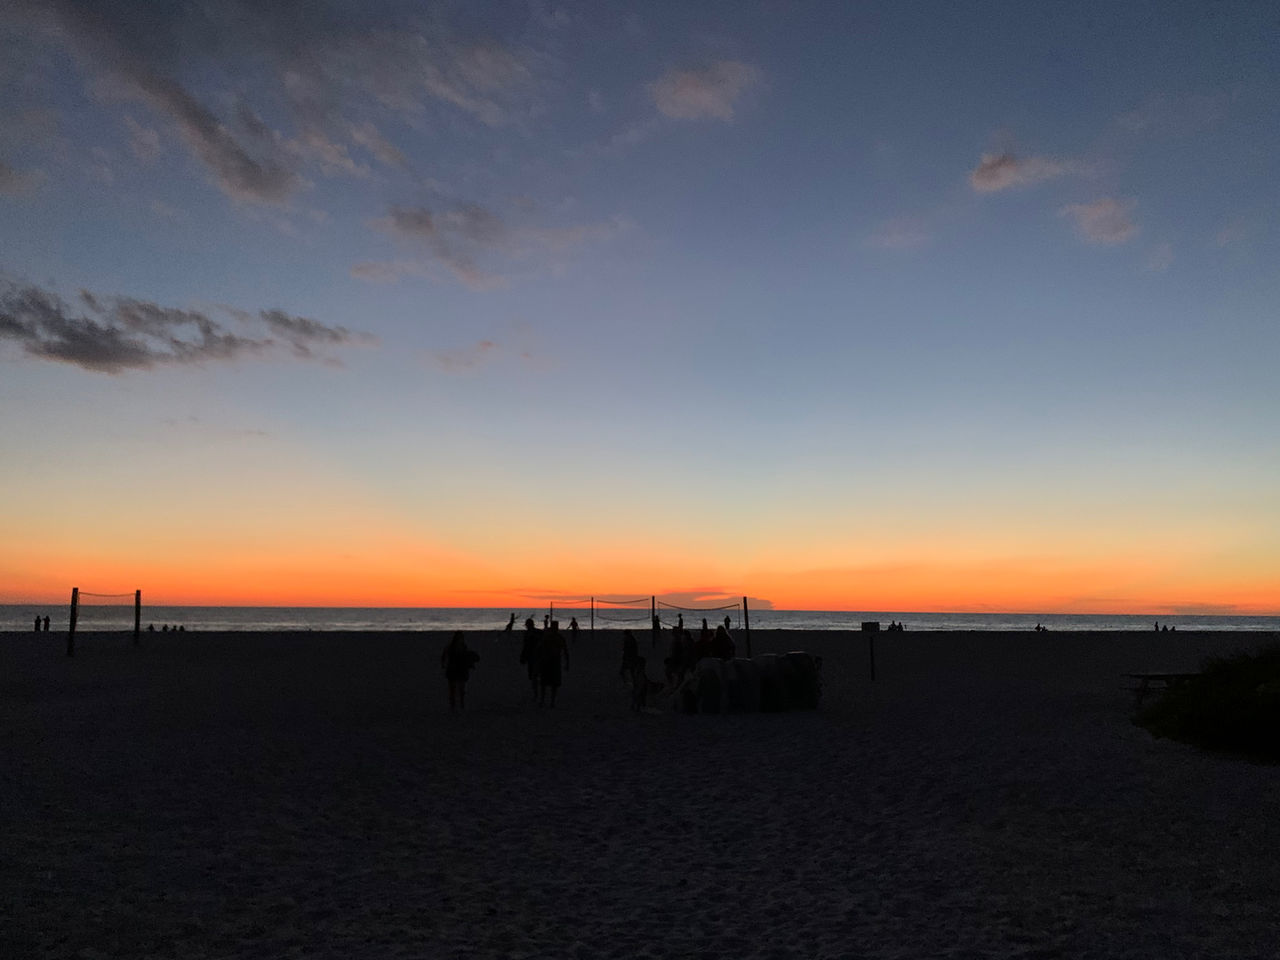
[590,597,594,640]
[868,632,876,681]
[742,596,752,659]
[68,587,78,658]
[133,589,141,644]
[651,596,657,648]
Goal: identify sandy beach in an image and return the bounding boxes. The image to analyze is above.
[2,627,1277,958]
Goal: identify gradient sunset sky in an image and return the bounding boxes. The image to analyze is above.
[2,1,1277,613]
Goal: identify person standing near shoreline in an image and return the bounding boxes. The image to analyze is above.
[538,621,570,708]
[440,631,478,713]
[520,618,541,700]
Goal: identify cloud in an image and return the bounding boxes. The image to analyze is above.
[0,279,373,373]
[430,339,498,373]
[651,61,759,121]
[27,0,300,205]
[1145,242,1174,273]
[367,203,625,289]
[124,115,160,161]
[1214,218,1249,248]
[0,160,46,195]
[864,217,931,250]
[1059,197,1138,245]
[15,1,537,205]
[969,152,1071,192]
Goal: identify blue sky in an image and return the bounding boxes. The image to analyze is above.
[1,0,1277,610]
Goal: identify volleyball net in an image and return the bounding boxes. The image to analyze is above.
[66,586,142,656]
[532,595,748,632]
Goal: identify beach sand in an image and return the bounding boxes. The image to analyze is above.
[2,627,1277,958]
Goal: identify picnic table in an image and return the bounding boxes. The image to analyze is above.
[1122,672,1201,707]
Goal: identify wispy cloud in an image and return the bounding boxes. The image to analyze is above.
[365,203,625,289]
[0,279,373,373]
[1059,197,1138,245]
[651,61,759,121]
[970,152,1071,192]
[1144,242,1174,273]
[1214,218,1249,248]
[429,339,498,373]
[864,217,931,250]
[123,115,161,162]
[0,160,46,195]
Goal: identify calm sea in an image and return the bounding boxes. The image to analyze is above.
[4,605,1278,633]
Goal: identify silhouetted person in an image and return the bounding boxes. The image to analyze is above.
[147,623,155,632]
[544,613,550,630]
[34,615,40,632]
[162,624,169,632]
[520,618,541,699]
[723,615,731,632]
[539,621,569,707]
[713,624,735,660]
[695,623,713,661]
[569,617,580,645]
[677,613,684,631]
[1154,621,1160,631]
[1162,624,1169,632]
[42,615,49,632]
[620,629,638,679]
[505,613,516,632]
[441,631,478,713]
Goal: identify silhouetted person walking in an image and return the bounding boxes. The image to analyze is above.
[441,631,478,713]
[539,621,569,707]
[520,618,541,700]
[42,615,49,632]
[34,615,40,632]
[620,629,638,679]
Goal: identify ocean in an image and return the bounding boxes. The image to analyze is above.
[5,605,1278,633]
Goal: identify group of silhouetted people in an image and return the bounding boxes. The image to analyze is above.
[887,620,906,631]
[519,617,571,707]
[32,615,50,632]
[1154,621,1176,632]
[663,616,736,687]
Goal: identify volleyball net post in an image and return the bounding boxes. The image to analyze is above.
[68,586,78,657]
[134,589,142,644]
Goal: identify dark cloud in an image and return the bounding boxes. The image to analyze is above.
[8,0,540,202]
[0,279,373,373]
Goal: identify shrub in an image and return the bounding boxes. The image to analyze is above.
[1136,644,1280,762]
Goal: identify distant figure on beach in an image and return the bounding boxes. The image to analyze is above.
[1161,624,1169,632]
[441,631,479,713]
[1035,623,1042,632]
[569,617,580,644]
[520,618,541,699]
[723,615,731,632]
[162,624,168,632]
[544,613,550,630]
[148,623,155,632]
[42,615,49,631]
[1154,621,1159,631]
[505,613,516,632]
[538,621,570,707]
[33,615,40,632]
[620,629,638,679]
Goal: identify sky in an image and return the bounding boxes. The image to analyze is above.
[1,0,1278,613]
